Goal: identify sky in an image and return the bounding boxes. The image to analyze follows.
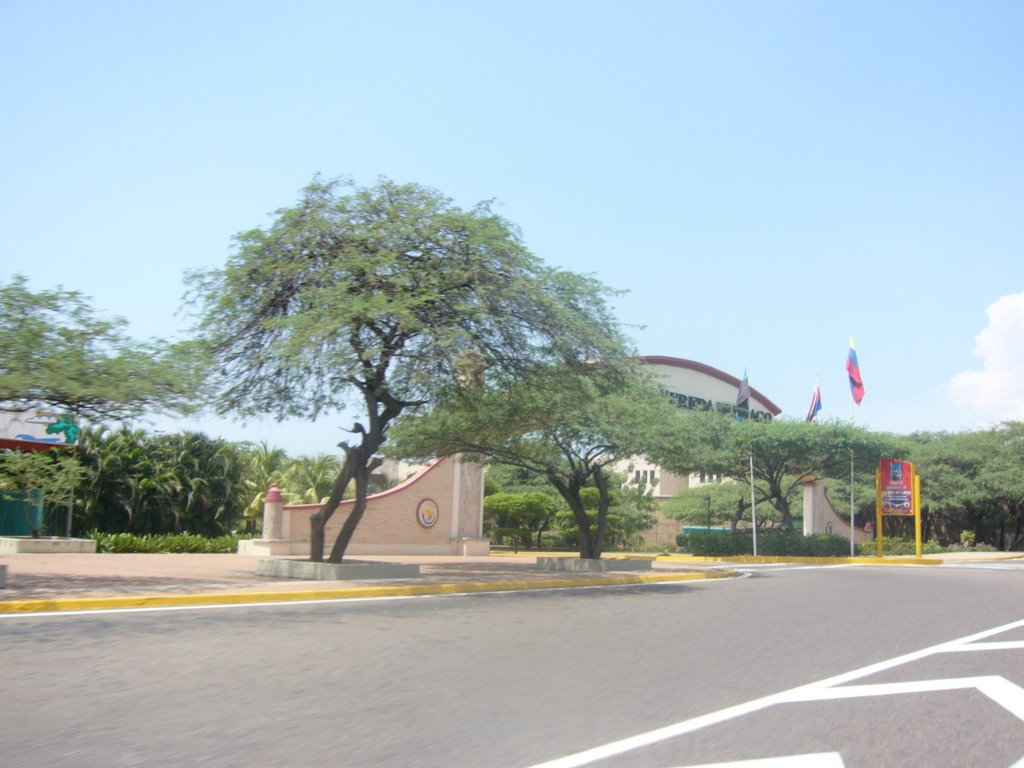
[2,0,1022,456]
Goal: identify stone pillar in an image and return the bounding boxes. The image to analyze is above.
[802,478,825,536]
[452,457,490,555]
[262,485,284,540]
[237,485,292,556]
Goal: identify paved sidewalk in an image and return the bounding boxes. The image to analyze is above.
[0,552,725,612]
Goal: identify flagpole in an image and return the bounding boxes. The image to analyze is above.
[850,448,856,557]
[850,364,856,557]
[846,333,861,557]
[749,451,757,556]
[850,391,855,557]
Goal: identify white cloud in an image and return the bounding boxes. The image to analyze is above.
[946,293,1024,423]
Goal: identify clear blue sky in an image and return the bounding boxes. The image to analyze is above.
[3,1,1022,456]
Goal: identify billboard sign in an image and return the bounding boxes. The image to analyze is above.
[880,458,914,516]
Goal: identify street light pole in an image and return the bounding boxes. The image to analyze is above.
[701,494,711,532]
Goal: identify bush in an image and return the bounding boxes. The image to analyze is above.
[679,530,857,558]
[91,532,241,553]
[859,538,944,556]
[678,531,751,556]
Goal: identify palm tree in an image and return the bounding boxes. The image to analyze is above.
[239,442,290,533]
[282,453,343,504]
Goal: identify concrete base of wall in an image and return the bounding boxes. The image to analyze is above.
[280,541,492,557]
[455,537,491,556]
[0,537,98,554]
[257,559,421,581]
[237,539,292,556]
[536,557,653,572]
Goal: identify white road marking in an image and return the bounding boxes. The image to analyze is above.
[787,675,1024,722]
[945,641,1024,652]
[671,753,845,768]
[526,617,1024,768]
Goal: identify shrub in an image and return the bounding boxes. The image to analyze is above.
[679,531,857,558]
[806,534,853,557]
[678,531,752,556]
[858,538,944,556]
[91,532,241,554]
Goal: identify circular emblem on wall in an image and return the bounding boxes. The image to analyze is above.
[417,498,439,528]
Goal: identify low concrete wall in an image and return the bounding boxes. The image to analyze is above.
[257,559,420,580]
[0,537,98,554]
[536,557,653,572]
[237,539,292,557]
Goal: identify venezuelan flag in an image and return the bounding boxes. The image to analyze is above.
[846,336,865,405]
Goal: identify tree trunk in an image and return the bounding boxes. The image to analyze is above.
[309,451,358,562]
[546,471,597,559]
[589,467,612,559]
[574,497,595,559]
[1010,512,1023,551]
[327,456,382,563]
[774,486,793,531]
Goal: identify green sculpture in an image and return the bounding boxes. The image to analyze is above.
[45,418,79,445]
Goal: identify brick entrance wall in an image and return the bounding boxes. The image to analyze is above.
[281,456,489,557]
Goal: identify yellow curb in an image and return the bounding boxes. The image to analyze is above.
[0,570,735,614]
[658,554,943,566]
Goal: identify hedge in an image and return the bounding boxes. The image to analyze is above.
[678,530,853,557]
[90,532,242,553]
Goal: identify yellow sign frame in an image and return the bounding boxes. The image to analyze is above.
[875,462,922,558]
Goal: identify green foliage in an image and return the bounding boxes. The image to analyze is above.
[236,441,290,531]
[186,176,629,563]
[484,491,555,550]
[185,176,624,421]
[0,275,195,421]
[281,452,343,504]
[677,530,750,556]
[678,530,852,557]
[393,364,679,559]
[909,423,1024,549]
[858,538,944,556]
[658,413,901,531]
[0,449,84,535]
[664,482,762,531]
[91,531,241,553]
[75,427,247,536]
[483,463,556,497]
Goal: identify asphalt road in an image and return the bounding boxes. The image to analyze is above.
[2,561,1023,768]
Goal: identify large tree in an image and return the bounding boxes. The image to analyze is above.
[0,275,194,423]
[186,177,626,562]
[657,413,899,532]
[390,364,679,559]
[909,423,1024,549]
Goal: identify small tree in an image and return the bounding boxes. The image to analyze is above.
[186,177,626,562]
[664,481,764,533]
[0,450,84,536]
[483,492,555,550]
[0,275,194,421]
[391,364,680,559]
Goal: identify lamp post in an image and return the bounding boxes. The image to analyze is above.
[701,494,712,532]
